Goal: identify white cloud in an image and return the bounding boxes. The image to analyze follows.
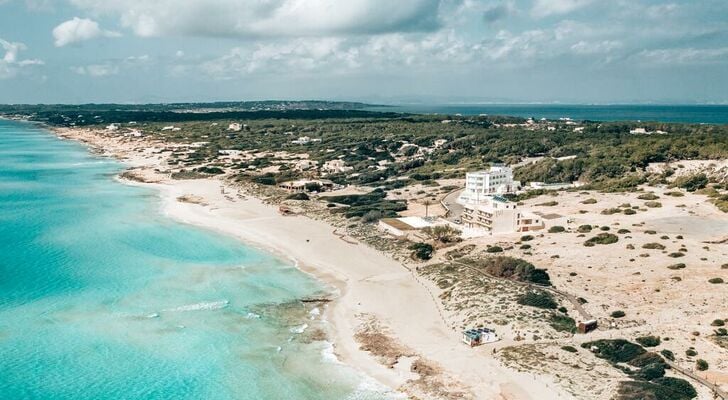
[0,38,43,79]
[531,0,593,18]
[52,17,120,47]
[68,0,442,38]
[637,47,728,65]
[71,63,119,77]
[571,40,622,55]
[199,30,478,79]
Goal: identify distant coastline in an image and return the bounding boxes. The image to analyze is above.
[366,103,728,124]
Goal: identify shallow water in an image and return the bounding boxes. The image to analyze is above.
[0,120,393,399]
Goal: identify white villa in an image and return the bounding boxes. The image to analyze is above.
[461,195,544,234]
[227,123,242,132]
[459,165,517,204]
[322,159,353,174]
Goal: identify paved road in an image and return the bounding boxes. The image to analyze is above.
[442,188,465,222]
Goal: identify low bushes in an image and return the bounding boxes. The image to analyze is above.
[696,359,709,371]
[517,290,557,309]
[642,242,666,250]
[637,193,660,200]
[672,173,708,192]
[582,339,644,363]
[286,192,310,200]
[409,243,433,260]
[636,336,661,347]
[548,225,566,233]
[644,201,662,208]
[480,256,551,285]
[584,233,619,247]
[550,314,576,333]
[611,310,626,318]
[577,224,593,233]
[708,277,724,284]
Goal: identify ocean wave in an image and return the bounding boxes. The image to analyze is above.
[289,323,308,334]
[245,312,261,319]
[163,300,229,312]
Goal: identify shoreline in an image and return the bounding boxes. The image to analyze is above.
[49,125,574,399]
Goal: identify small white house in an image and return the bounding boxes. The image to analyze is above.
[228,123,242,132]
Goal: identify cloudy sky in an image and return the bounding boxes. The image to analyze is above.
[1,0,727,104]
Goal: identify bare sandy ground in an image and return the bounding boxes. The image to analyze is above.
[53,127,574,399]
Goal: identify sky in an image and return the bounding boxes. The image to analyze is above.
[0,0,727,104]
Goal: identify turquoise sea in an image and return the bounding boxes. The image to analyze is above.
[0,119,391,399]
[368,104,728,124]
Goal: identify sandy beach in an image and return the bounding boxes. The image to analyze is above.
[52,127,575,399]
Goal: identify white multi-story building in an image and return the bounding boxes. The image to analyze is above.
[459,165,516,204]
[461,195,543,234]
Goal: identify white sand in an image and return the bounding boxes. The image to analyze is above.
[135,177,572,399]
[53,127,575,398]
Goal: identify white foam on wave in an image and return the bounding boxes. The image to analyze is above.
[245,312,261,319]
[320,341,341,364]
[290,323,308,334]
[309,307,320,319]
[163,300,229,312]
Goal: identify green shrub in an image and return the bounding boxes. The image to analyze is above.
[581,198,598,204]
[577,224,593,233]
[561,345,578,353]
[668,252,684,258]
[667,263,686,270]
[711,319,725,327]
[636,336,661,347]
[518,290,558,309]
[581,339,645,363]
[548,225,566,233]
[584,233,619,247]
[486,246,503,253]
[480,256,551,285]
[253,174,277,185]
[637,193,659,200]
[617,377,698,400]
[642,243,666,250]
[672,173,708,192]
[520,235,534,241]
[519,244,531,250]
[685,349,697,357]
[652,377,697,399]
[550,314,576,333]
[623,208,637,215]
[696,359,709,371]
[636,362,666,381]
[645,201,662,208]
[660,349,675,361]
[409,243,433,260]
[601,208,622,215]
[536,201,558,206]
[708,277,724,284]
[618,229,631,234]
[611,310,626,318]
[286,192,310,200]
